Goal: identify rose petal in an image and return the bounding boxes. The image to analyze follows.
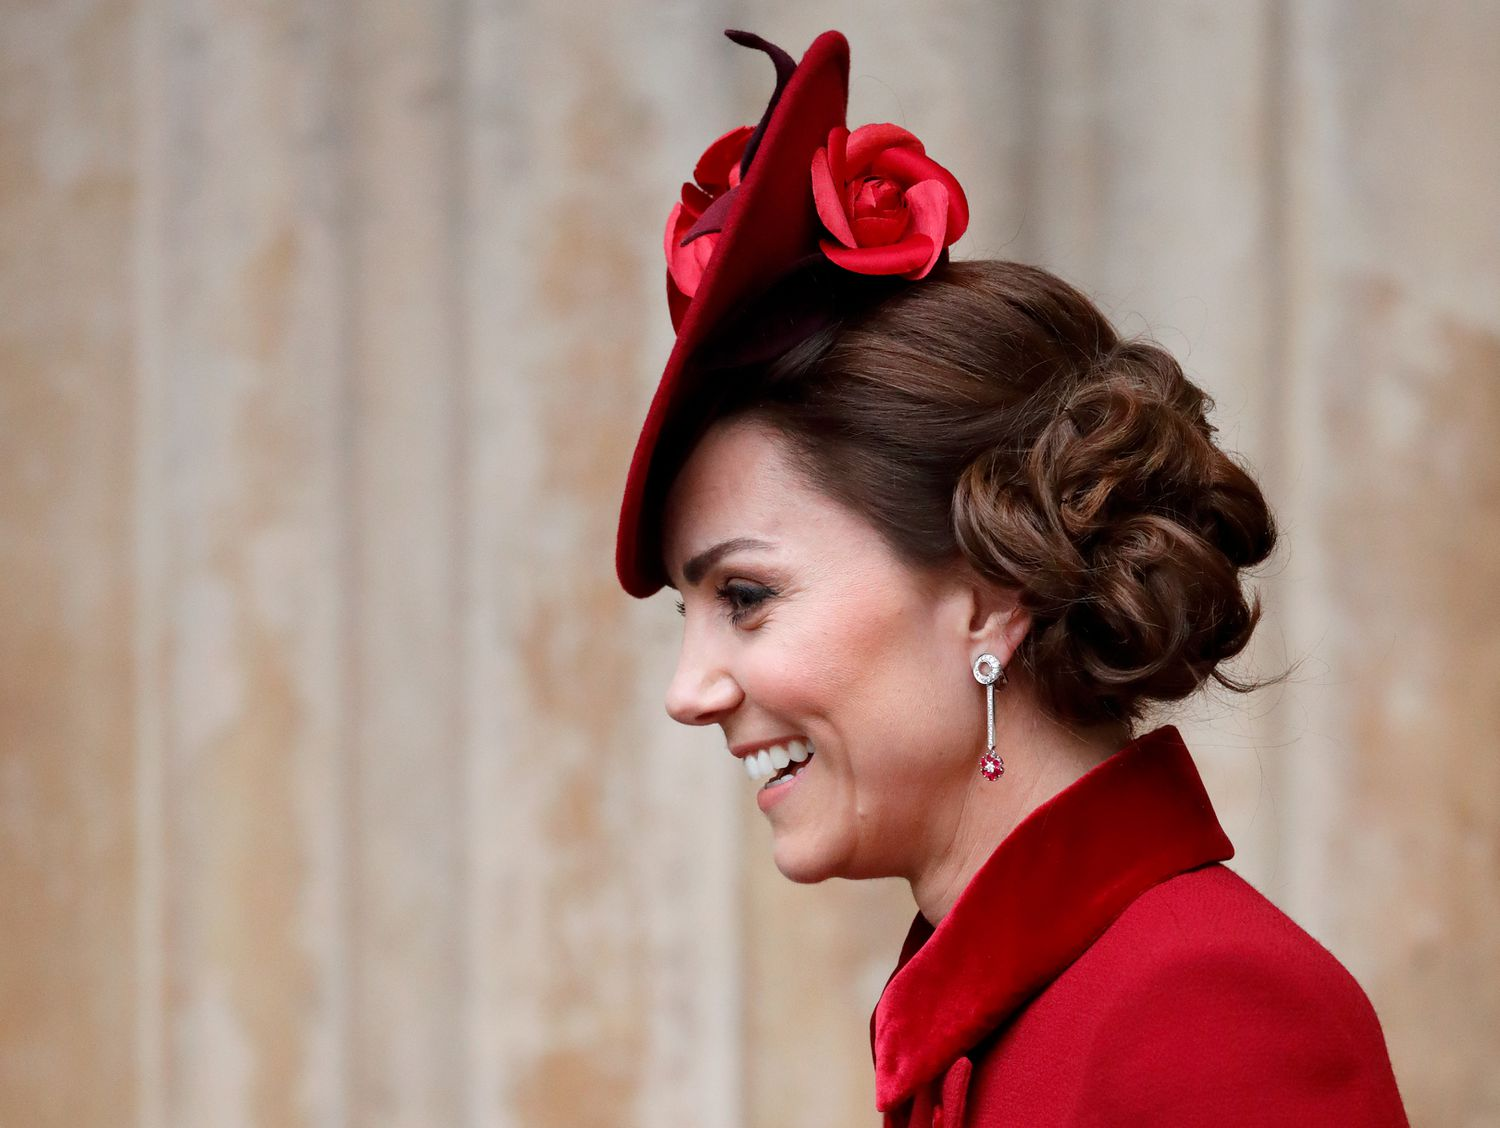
[847,176,904,216]
[680,187,737,245]
[666,200,719,296]
[680,181,713,213]
[845,122,925,174]
[694,125,754,193]
[664,200,684,270]
[871,147,970,242]
[851,209,909,247]
[819,233,935,276]
[672,230,718,296]
[811,145,857,247]
[899,179,949,279]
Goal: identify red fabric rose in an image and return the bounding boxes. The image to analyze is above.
[810,123,969,280]
[664,124,754,300]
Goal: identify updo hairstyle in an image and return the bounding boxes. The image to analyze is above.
[708,259,1281,728]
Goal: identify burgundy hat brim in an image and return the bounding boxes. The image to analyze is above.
[615,30,851,598]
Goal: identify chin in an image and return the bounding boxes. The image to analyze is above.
[771,836,844,884]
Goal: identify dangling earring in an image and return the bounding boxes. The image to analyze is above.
[972,653,1007,781]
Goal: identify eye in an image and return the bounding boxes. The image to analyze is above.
[675,583,776,625]
[678,585,774,621]
[717,580,774,626]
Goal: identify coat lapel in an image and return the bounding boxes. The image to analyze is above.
[869,723,1234,1113]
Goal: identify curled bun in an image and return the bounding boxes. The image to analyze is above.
[711,258,1282,727]
[953,339,1277,725]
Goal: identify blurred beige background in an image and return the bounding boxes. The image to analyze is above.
[3,2,1497,1126]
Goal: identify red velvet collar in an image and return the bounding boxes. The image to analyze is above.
[869,723,1234,1111]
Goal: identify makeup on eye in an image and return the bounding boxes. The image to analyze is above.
[675,579,779,624]
[720,580,776,624]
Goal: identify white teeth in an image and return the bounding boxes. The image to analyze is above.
[762,760,810,790]
[738,739,816,783]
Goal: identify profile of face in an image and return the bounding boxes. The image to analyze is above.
[660,415,1029,886]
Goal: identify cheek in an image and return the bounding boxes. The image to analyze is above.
[831,591,971,772]
[739,624,849,715]
[742,586,948,754]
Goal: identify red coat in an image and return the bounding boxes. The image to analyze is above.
[869,724,1410,1127]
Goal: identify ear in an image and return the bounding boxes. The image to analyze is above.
[962,573,1031,669]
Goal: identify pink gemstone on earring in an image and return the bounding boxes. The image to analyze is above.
[980,752,1005,781]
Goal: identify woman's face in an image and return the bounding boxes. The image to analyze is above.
[660,415,1022,885]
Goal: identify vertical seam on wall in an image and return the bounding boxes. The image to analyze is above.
[330,0,359,1116]
[1010,3,1042,261]
[443,0,474,1119]
[722,12,751,1123]
[1261,0,1293,900]
[132,0,167,1122]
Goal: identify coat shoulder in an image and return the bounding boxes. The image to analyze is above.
[1094,862,1370,996]
[1085,863,1396,1048]
[966,864,1410,1126]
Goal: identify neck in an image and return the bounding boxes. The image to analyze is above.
[908,703,1133,925]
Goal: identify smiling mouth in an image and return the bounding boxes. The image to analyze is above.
[743,738,815,786]
[762,754,814,790]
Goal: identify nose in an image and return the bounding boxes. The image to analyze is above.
[664,630,742,726]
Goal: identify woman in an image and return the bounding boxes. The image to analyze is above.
[616,28,1410,1127]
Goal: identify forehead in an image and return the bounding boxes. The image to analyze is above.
[663,418,801,538]
[660,418,829,580]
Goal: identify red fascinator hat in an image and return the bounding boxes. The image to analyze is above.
[615,28,970,597]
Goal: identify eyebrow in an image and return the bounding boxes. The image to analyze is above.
[677,537,776,588]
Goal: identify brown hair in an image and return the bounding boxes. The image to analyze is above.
[709,258,1282,728]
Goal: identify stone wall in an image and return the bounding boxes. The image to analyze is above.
[2,3,1495,1124]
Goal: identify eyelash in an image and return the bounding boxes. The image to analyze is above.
[675,582,776,626]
